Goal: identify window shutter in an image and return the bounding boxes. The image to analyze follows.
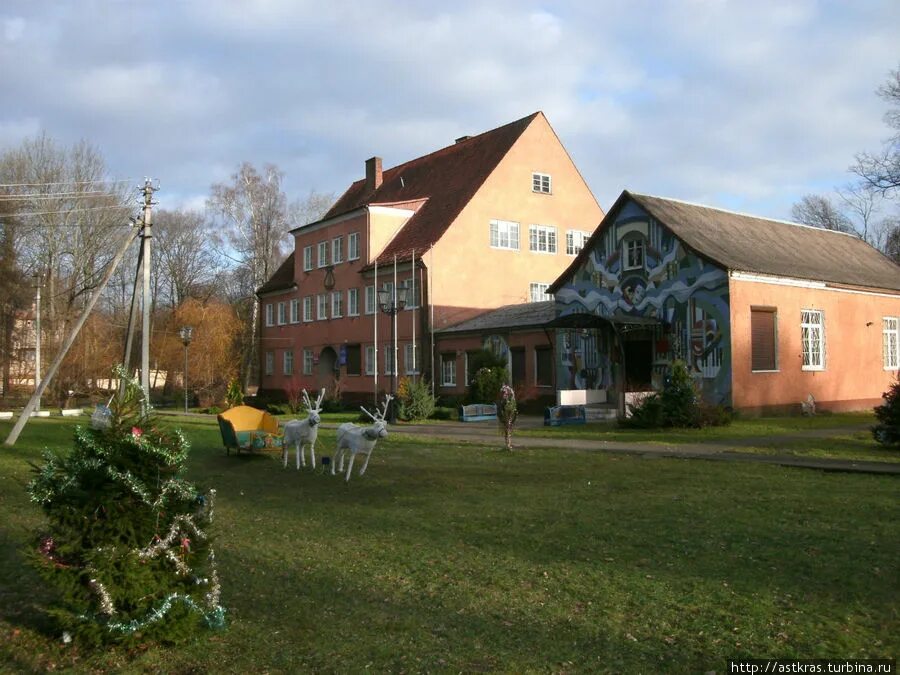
[751,309,776,371]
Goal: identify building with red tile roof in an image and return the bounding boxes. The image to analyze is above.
[256,112,604,402]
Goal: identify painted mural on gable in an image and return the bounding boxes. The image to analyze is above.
[555,201,732,405]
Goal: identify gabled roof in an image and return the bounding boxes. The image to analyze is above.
[324,112,542,267]
[550,190,900,293]
[439,301,555,334]
[256,252,295,295]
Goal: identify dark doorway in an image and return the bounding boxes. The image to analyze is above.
[319,347,338,389]
[511,347,526,386]
[623,339,652,390]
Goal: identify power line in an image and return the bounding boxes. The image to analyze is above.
[4,205,136,219]
[0,178,134,188]
[0,190,112,201]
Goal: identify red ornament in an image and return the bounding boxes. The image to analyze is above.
[131,426,143,439]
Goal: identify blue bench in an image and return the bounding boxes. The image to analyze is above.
[459,403,498,422]
[544,405,586,427]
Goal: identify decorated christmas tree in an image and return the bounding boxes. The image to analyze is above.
[27,368,225,645]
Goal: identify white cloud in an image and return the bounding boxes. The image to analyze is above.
[0,0,897,223]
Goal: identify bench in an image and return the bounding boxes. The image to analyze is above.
[459,403,498,422]
[217,405,283,455]
[544,405,586,427]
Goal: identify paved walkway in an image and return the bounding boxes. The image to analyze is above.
[158,410,898,475]
[375,418,900,476]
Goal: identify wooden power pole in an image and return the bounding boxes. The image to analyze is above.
[4,225,141,446]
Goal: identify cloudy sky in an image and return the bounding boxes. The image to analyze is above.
[1,0,897,220]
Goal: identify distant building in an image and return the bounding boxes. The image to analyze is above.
[257,112,604,401]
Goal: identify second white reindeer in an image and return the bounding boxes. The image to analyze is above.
[332,395,393,482]
[282,388,326,469]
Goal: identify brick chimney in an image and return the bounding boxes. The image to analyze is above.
[365,156,383,192]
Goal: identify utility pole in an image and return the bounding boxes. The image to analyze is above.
[140,179,156,403]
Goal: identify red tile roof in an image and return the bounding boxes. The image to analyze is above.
[323,112,541,268]
[256,252,295,295]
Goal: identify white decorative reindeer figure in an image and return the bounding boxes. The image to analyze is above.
[332,395,393,482]
[282,388,326,469]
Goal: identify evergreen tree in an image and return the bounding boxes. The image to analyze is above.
[873,376,900,448]
[27,368,225,645]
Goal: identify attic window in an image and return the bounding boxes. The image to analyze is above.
[624,239,644,270]
[532,173,551,194]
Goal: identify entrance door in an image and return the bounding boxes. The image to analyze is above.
[511,348,526,386]
[623,339,653,390]
[318,347,337,390]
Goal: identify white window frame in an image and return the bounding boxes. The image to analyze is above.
[384,348,397,376]
[283,350,293,375]
[529,282,550,303]
[364,285,376,314]
[348,232,360,261]
[529,225,557,254]
[566,230,590,256]
[348,288,359,316]
[332,236,344,264]
[289,298,300,324]
[264,351,274,376]
[883,317,899,370]
[303,296,313,323]
[404,343,419,374]
[489,219,520,251]
[441,354,456,386]
[317,294,328,320]
[624,239,644,271]
[303,349,313,375]
[331,290,343,318]
[801,309,825,371]
[532,172,551,194]
[277,301,286,325]
[303,245,313,271]
[365,346,376,375]
[404,277,420,309]
[265,303,274,327]
[317,241,329,268]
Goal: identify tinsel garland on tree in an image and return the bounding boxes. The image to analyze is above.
[27,367,225,645]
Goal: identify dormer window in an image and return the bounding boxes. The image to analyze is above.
[624,239,644,270]
[532,172,551,194]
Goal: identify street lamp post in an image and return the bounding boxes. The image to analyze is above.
[179,325,193,413]
[377,282,408,422]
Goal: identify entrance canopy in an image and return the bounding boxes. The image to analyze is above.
[546,313,660,331]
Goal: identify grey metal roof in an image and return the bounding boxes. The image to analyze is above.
[439,301,555,334]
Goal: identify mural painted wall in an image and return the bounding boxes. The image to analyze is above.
[554,200,732,405]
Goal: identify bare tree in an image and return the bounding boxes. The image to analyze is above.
[0,134,134,400]
[853,66,900,196]
[290,189,335,228]
[884,222,900,264]
[208,163,290,390]
[154,208,222,308]
[791,194,856,233]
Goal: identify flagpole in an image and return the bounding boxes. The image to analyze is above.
[393,254,398,393]
[373,259,378,404]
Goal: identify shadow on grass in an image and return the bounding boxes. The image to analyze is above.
[0,528,58,637]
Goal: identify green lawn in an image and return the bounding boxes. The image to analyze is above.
[1,416,897,673]
[518,411,876,443]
